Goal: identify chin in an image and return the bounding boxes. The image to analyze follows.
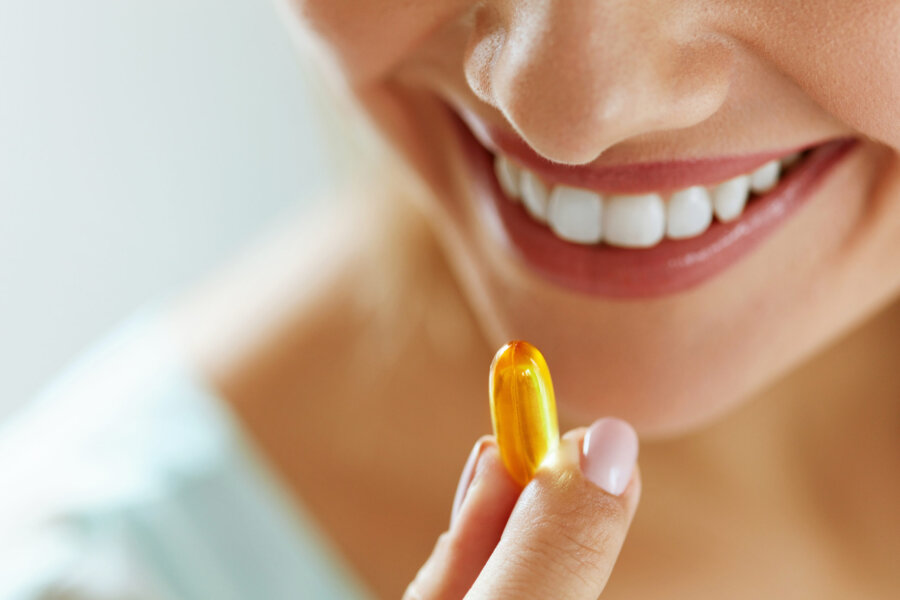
[453,274,780,438]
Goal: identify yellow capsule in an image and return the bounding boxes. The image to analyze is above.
[489,341,560,487]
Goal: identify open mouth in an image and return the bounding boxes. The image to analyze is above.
[452,109,858,298]
[494,150,799,247]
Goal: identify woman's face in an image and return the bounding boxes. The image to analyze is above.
[289,0,900,435]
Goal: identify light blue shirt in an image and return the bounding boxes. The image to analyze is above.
[0,307,371,599]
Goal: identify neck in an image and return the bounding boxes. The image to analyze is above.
[690,297,900,503]
[619,298,900,593]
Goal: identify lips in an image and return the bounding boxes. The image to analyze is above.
[461,111,811,195]
[451,109,858,298]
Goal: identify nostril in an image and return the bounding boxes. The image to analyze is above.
[499,93,616,165]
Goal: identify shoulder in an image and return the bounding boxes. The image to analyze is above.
[0,307,234,492]
[0,306,373,599]
[0,308,235,599]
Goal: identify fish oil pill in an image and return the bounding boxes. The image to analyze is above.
[489,341,560,487]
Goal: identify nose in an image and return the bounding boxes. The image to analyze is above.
[464,0,734,164]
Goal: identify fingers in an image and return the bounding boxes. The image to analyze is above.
[406,418,641,600]
[466,418,641,600]
[404,437,521,600]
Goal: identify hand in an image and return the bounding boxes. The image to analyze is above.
[404,418,641,600]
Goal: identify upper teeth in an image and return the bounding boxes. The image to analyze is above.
[494,153,797,248]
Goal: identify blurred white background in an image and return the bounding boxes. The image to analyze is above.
[0,1,332,418]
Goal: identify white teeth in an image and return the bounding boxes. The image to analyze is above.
[494,150,799,248]
[603,194,666,248]
[494,155,521,200]
[547,186,603,244]
[749,159,781,194]
[666,186,713,240]
[519,170,550,223]
[712,174,750,223]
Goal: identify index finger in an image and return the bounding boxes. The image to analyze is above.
[466,418,641,600]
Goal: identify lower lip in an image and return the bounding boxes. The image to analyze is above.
[458,125,858,299]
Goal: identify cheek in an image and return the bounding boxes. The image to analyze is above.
[286,0,468,84]
[724,0,900,150]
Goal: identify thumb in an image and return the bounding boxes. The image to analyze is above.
[467,418,641,600]
[404,437,521,600]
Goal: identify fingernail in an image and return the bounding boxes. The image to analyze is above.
[451,438,489,526]
[581,418,639,496]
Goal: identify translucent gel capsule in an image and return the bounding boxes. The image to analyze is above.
[489,341,560,487]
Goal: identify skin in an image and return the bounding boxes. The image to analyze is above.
[167,1,900,597]
[290,0,900,434]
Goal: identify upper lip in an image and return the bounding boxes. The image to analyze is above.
[456,107,830,195]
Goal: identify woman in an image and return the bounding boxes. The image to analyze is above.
[2,0,898,598]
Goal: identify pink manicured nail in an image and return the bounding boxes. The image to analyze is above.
[451,438,489,525]
[581,418,639,496]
